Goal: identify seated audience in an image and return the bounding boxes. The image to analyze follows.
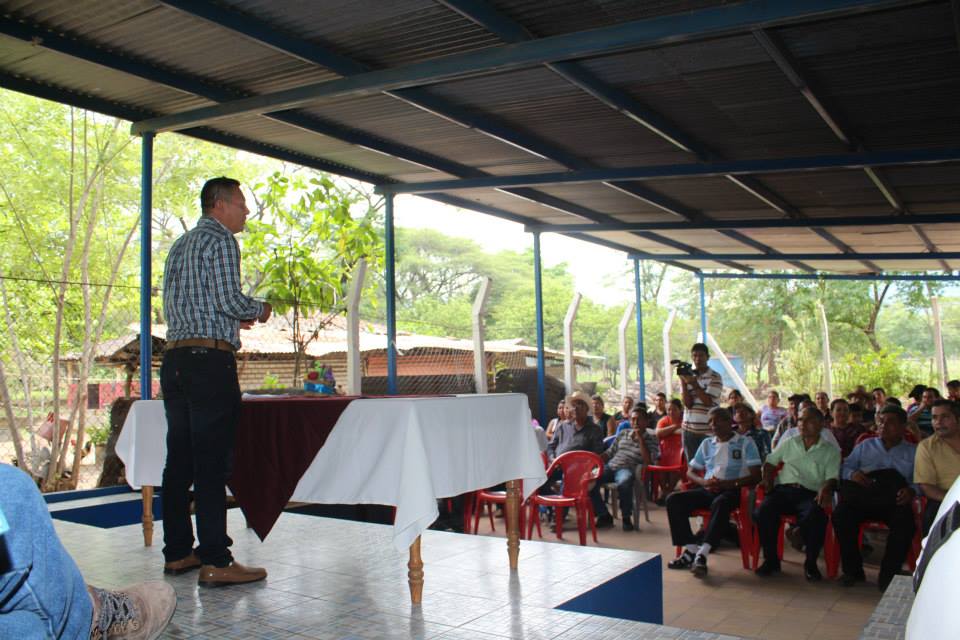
[772,393,806,445]
[649,392,668,425]
[733,402,771,463]
[656,398,683,440]
[832,405,917,591]
[760,390,788,433]
[666,408,761,578]
[774,405,840,452]
[753,407,840,581]
[906,384,927,416]
[615,402,647,436]
[908,387,939,439]
[611,395,634,430]
[830,398,865,458]
[914,399,960,535]
[726,388,744,408]
[947,380,960,402]
[593,408,660,531]
[545,400,566,441]
[591,394,615,437]
[814,391,833,427]
[0,463,176,639]
[547,393,605,461]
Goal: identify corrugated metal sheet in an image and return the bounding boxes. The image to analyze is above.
[0,0,957,272]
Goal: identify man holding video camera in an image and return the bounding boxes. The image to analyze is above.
[678,343,723,462]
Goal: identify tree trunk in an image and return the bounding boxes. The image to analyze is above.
[0,359,26,471]
[768,330,782,385]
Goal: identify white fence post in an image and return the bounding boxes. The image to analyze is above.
[346,259,366,395]
[932,296,948,390]
[472,277,492,394]
[618,302,635,399]
[662,308,677,398]
[817,301,833,397]
[563,292,582,394]
[705,332,759,410]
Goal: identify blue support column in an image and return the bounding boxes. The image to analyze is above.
[698,272,707,342]
[633,259,646,402]
[533,232,547,424]
[384,194,398,395]
[139,132,154,400]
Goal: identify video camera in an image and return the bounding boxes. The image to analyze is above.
[670,359,695,378]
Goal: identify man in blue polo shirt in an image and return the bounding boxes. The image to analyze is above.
[666,407,761,578]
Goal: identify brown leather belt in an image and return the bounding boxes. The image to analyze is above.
[166,338,236,352]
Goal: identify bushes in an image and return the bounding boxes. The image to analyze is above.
[832,348,926,397]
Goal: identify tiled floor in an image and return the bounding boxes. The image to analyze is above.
[473,502,886,640]
[53,500,889,640]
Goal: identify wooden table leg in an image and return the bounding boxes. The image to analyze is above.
[505,479,520,570]
[407,535,424,604]
[142,485,154,547]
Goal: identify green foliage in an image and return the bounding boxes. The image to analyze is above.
[833,348,927,398]
[774,316,823,395]
[86,423,110,446]
[261,373,283,390]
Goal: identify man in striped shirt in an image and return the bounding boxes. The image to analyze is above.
[160,177,272,587]
[679,343,723,462]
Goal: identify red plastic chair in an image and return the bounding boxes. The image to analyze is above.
[642,432,686,504]
[526,451,603,546]
[672,468,755,570]
[824,495,924,578]
[749,480,837,572]
[472,452,547,536]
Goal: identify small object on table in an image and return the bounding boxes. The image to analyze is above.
[304,363,337,395]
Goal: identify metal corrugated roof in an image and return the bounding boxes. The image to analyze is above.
[0,0,958,274]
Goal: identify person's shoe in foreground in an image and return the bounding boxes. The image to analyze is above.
[88,582,176,640]
[755,560,781,577]
[163,552,201,575]
[667,550,695,570]
[691,554,708,578]
[621,515,634,532]
[198,561,267,587]
[804,560,822,582]
[840,569,867,587]
[594,514,614,529]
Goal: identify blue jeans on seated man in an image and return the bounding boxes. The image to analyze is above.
[591,467,636,519]
[0,463,92,639]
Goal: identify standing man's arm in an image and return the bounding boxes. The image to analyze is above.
[209,238,267,321]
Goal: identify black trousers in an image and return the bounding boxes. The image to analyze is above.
[831,498,915,582]
[921,498,942,537]
[160,347,241,567]
[753,485,827,564]
[666,488,739,548]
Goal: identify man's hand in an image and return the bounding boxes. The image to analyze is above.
[851,470,873,487]
[895,487,916,507]
[762,476,775,494]
[679,373,696,385]
[816,485,834,509]
[704,477,723,493]
[258,301,272,323]
[239,320,254,330]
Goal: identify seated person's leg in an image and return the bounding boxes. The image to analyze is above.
[831,501,868,582]
[922,499,942,538]
[614,468,635,518]
[753,487,793,570]
[592,468,615,527]
[666,489,714,568]
[878,503,917,591]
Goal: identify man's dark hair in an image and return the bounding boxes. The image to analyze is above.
[691,343,710,356]
[732,402,755,417]
[707,406,732,422]
[200,177,241,214]
[872,387,886,394]
[591,394,604,405]
[800,406,824,422]
[948,380,960,390]
[788,393,805,404]
[848,402,863,413]
[829,397,848,411]
[878,404,908,425]
[908,384,927,401]
[932,399,960,418]
[885,397,902,407]
[924,388,942,399]
[656,392,667,399]
[669,398,683,410]
[631,405,649,416]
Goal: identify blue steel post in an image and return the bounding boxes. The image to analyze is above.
[139,132,154,400]
[698,272,707,343]
[633,259,646,402]
[533,232,547,425]
[384,194,398,395]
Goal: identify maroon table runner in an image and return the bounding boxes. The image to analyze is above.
[227,396,357,540]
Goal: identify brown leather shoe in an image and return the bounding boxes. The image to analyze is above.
[163,553,201,575]
[198,561,267,588]
[88,581,176,640]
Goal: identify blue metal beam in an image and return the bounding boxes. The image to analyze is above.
[525,212,960,233]
[385,195,398,395]
[633,260,646,401]
[533,232,547,424]
[376,147,960,194]
[702,272,960,282]
[131,0,914,133]
[140,132,154,400]
[698,273,708,342]
[628,252,960,262]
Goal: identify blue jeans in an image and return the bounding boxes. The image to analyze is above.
[0,463,92,639]
[161,347,241,567]
[592,467,636,519]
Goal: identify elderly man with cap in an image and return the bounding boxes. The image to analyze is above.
[666,407,761,578]
[546,391,606,461]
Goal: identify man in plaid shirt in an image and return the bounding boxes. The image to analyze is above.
[160,177,272,587]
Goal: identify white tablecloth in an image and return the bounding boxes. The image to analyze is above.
[115,394,546,551]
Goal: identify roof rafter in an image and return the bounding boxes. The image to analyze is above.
[627,251,959,262]
[752,27,951,272]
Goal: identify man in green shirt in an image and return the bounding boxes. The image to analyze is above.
[753,407,841,581]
